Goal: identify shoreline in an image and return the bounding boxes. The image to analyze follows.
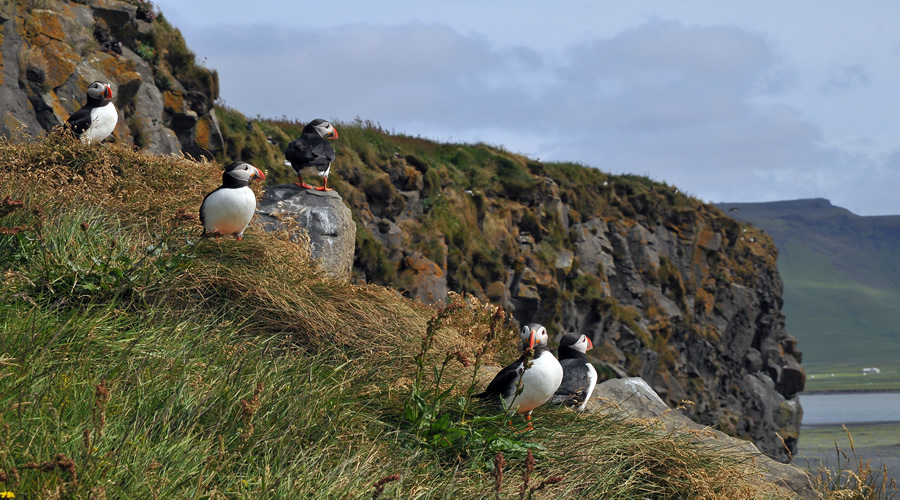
[801,420,900,429]
[799,388,900,396]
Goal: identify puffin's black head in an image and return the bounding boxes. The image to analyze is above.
[223,161,266,184]
[86,81,113,101]
[520,323,549,352]
[559,333,593,354]
[303,119,339,140]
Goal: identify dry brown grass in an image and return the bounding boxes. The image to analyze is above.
[0,133,221,226]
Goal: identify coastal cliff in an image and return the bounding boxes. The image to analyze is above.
[0,0,804,462]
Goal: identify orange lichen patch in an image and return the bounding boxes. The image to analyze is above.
[46,91,69,123]
[403,254,444,278]
[17,11,80,88]
[41,41,81,88]
[194,116,212,148]
[694,288,715,316]
[696,224,717,251]
[18,9,67,42]
[92,51,138,80]
[163,89,185,113]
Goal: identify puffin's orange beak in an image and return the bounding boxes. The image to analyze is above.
[528,331,536,349]
[586,337,594,350]
[254,167,266,181]
[105,86,113,99]
[329,128,339,140]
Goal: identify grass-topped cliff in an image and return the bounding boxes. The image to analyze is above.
[0,135,864,498]
[211,113,810,463]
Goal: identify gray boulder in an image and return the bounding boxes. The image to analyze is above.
[256,185,356,280]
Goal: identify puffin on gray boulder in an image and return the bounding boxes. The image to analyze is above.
[474,323,563,430]
[550,333,597,411]
[199,161,266,240]
[66,81,117,144]
[284,119,339,191]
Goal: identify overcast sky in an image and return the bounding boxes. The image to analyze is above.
[151,1,900,216]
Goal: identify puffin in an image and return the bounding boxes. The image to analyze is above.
[199,161,266,240]
[284,119,339,191]
[474,323,563,430]
[550,333,597,411]
[66,81,117,143]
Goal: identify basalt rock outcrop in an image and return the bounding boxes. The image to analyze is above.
[256,185,356,280]
[0,0,223,158]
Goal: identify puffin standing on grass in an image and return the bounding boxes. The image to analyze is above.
[199,161,266,240]
[550,333,597,411]
[474,323,563,430]
[66,81,117,143]
[284,119,339,191]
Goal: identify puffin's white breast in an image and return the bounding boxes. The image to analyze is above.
[504,351,563,414]
[201,187,257,236]
[83,104,118,143]
[578,363,599,411]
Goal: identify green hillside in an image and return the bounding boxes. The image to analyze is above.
[716,199,900,372]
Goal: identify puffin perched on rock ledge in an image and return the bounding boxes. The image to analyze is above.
[66,80,117,144]
[199,161,266,240]
[284,119,339,191]
[474,323,563,430]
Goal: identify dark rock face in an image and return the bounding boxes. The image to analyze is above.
[0,1,222,158]
[256,185,356,280]
[345,161,805,462]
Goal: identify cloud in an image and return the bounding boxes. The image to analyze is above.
[821,62,870,93]
[185,18,897,214]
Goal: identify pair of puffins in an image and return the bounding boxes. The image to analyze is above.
[475,324,597,429]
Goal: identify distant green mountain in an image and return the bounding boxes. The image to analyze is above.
[716,199,900,370]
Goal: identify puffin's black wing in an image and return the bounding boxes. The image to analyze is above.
[474,354,531,401]
[66,107,93,136]
[553,359,591,405]
[284,135,335,172]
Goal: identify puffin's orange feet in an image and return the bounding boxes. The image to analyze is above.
[314,186,333,191]
[295,182,314,189]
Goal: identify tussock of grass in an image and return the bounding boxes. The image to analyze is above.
[0,135,834,497]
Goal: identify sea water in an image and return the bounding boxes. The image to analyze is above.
[799,392,900,426]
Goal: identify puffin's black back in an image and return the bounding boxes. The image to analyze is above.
[284,122,336,171]
[553,334,593,407]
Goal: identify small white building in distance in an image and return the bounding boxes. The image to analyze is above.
[862,367,881,375]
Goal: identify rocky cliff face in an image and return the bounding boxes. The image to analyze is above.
[339,151,805,462]
[0,0,223,157]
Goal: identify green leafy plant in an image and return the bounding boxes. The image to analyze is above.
[133,40,155,61]
[402,302,544,465]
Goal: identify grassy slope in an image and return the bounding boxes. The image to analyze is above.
[0,137,798,498]
[716,200,900,372]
